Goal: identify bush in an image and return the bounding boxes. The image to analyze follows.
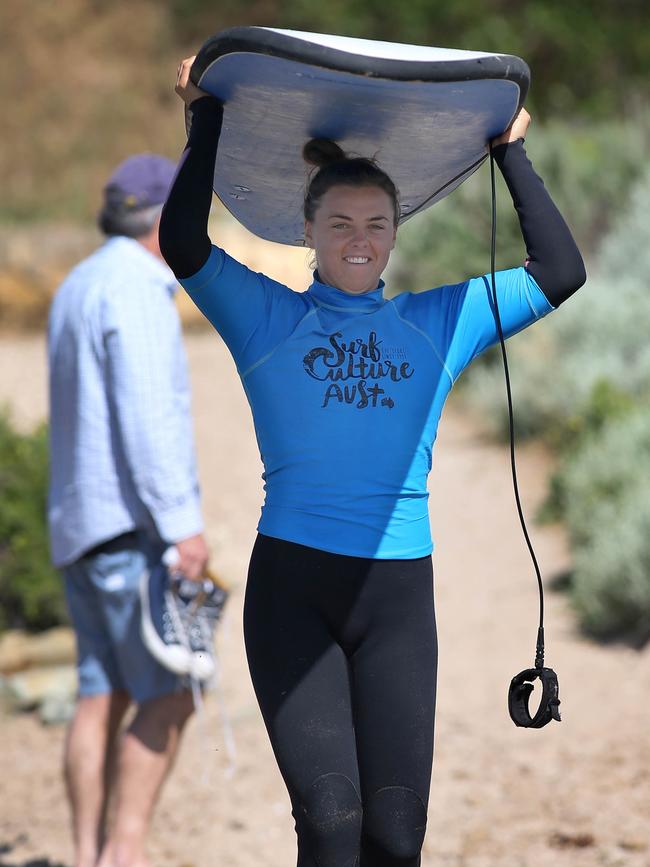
[461,271,650,446]
[0,410,67,632]
[556,410,650,646]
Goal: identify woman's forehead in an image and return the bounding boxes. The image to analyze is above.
[318,184,394,216]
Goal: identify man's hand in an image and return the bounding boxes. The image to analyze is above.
[491,107,531,147]
[176,56,209,107]
[173,532,210,581]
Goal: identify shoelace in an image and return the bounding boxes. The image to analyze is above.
[167,585,237,777]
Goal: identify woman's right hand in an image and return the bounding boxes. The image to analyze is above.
[175,56,209,106]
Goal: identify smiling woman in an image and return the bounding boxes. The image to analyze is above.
[159,47,585,867]
[304,183,397,295]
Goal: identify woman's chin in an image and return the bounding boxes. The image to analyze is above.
[341,285,373,296]
[338,274,380,295]
[318,263,381,295]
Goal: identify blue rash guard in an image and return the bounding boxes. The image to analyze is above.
[180,249,553,558]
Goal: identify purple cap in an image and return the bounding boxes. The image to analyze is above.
[103,153,177,211]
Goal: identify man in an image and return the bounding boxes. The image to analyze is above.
[48,153,209,867]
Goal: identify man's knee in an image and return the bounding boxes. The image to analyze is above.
[141,688,194,719]
[129,689,195,750]
[296,772,362,867]
[363,786,427,864]
[73,691,124,726]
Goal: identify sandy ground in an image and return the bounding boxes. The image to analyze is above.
[0,331,649,867]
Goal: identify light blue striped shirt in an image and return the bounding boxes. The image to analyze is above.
[48,236,203,567]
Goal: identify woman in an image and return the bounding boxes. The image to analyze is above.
[160,56,585,867]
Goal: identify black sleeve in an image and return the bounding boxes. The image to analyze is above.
[492,139,586,306]
[159,96,224,280]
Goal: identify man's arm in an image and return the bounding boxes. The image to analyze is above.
[104,276,207,578]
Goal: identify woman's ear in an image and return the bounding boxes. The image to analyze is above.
[304,220,314,248]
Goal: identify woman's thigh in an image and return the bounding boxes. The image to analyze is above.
[348,556,437,847]
[243,534,362,800]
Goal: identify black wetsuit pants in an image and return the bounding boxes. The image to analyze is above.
[244,534,438,867]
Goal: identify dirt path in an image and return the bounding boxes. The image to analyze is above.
[1,332,648,867]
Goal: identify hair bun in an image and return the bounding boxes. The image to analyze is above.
[302,138,346,168]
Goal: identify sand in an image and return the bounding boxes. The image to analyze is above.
[0,330,648,867]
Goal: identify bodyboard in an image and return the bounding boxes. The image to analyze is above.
[189,27,530,245]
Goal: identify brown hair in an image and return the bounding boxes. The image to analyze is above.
[303,138,400,226]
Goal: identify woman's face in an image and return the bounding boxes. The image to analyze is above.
[304,184,397,295]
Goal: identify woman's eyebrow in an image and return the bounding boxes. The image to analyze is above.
[327,213,389,221]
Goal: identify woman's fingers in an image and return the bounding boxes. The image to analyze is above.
[175,56,196,90]
[510,107,531,139]
[491,107,531,147]
[175,55,208,105]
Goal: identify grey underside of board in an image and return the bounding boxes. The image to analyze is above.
[195,49,523,245]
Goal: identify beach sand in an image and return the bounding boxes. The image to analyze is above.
[0,331,648,867]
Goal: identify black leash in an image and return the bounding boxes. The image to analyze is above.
[487,143,561,729]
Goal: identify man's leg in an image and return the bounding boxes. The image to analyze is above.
[63,547,136,867]
[100,691,133,850]
[98,689,194,867]
[64,690,131,867]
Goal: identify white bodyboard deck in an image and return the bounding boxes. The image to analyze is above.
[189,27,529,245]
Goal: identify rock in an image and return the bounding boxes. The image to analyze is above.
[0,627,76,674]
[0,630,31,673]
[39,692,76,726]
[2,664,77,712]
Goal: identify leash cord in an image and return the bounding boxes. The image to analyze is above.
[488,144,546,670]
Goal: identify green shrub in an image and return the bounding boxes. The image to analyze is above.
[556,410,650,646]
[0,410,67,632]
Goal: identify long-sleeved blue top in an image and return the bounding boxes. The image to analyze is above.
[179,248,549,558]
[160,96,586,559]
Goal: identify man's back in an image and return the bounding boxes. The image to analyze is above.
[48,235,200,567]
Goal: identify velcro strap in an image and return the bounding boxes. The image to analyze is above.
[508,667,561,729]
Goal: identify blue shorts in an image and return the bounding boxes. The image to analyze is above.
[63,531,185,703]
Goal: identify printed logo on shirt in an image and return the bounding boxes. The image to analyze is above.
[302,330,414,410]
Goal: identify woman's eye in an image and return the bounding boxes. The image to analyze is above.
[370,224,385,231]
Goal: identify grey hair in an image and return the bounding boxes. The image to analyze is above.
[97,203,163,239]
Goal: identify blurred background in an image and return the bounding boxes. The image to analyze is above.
[3,0,650,655]
[1,1,649,864]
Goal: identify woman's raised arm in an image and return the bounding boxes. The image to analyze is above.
[490,109,586,306]
[159,57,224,279]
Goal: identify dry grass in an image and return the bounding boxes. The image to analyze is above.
[0,0,313,332]
[2,0,186,223]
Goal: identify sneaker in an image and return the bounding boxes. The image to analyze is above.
[170,570,229,681]
[139,559,194,676]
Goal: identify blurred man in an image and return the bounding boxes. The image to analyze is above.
[48,153,208,867]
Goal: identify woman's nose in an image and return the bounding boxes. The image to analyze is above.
[350,227,369,244]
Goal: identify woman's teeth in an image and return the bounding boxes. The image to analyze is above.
[345,257,370,264]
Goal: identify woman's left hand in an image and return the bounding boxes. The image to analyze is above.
[491,107,531,147]
[176,55,209,106]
